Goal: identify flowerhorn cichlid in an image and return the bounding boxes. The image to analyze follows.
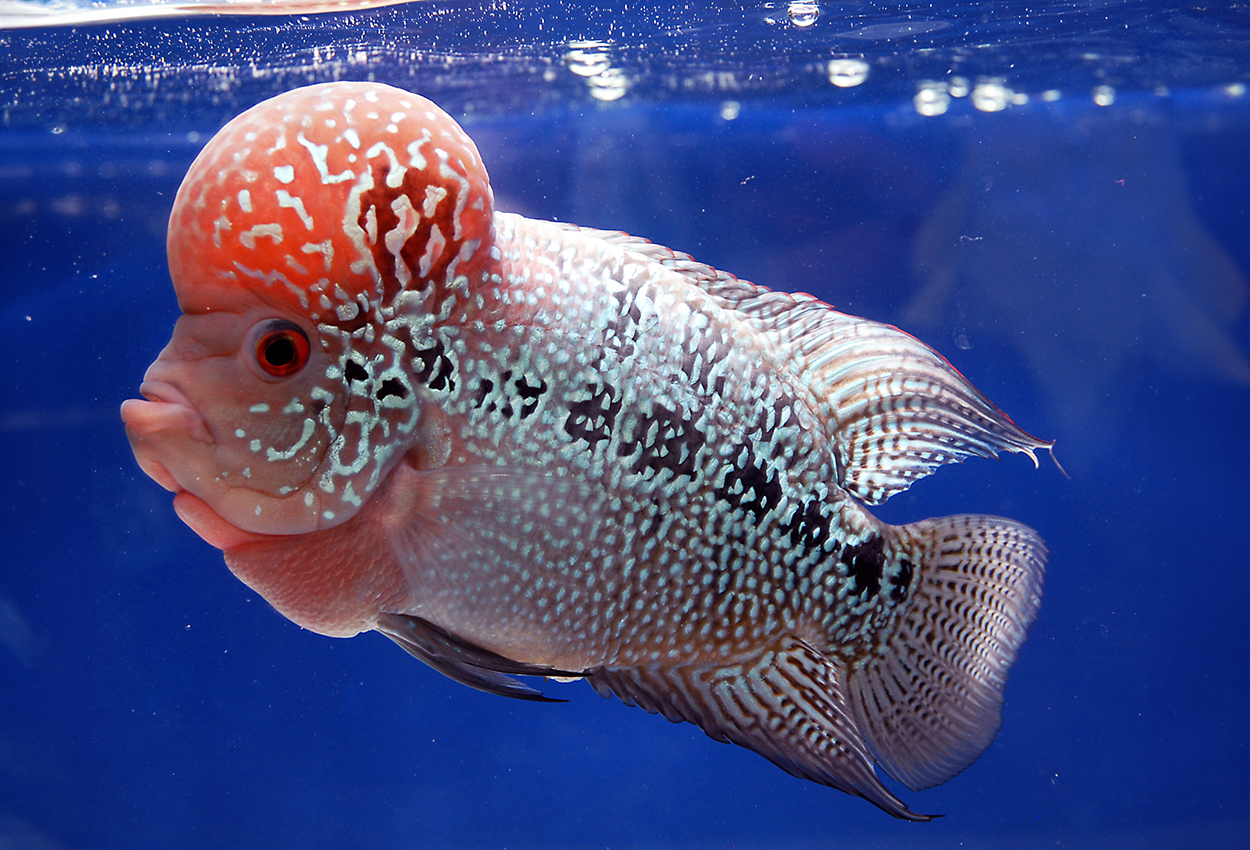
[121,82,1050,820]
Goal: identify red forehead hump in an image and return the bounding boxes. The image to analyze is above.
[168,82,495,317]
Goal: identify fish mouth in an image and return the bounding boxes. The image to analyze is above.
[120,381,215,494]
[122,381,214,444]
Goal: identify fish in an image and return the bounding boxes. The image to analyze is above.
[120,81,1049,820]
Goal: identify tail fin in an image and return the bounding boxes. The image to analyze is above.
[849,515,1046,791]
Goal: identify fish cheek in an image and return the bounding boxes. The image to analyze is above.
[175,340,334,498]
[221,370,343,497]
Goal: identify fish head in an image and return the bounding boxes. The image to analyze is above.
[122,82,495,548]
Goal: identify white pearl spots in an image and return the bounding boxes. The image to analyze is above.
[237,189,252,213]
[301,240,334,272]
[296,131,354,185]
[273,164,295,184]
[423,184,448,217]
[238,222,283,249]
[211,215,231,248]
[418,223,445,278]
[276,190,314,230]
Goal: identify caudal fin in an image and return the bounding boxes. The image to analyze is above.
[849,515,1046,791]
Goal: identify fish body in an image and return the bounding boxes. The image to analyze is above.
[122,82,1049,819]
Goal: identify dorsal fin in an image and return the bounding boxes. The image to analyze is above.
[761,294,1052,503]
[557,222,1052,504]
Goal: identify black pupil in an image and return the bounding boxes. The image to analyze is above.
[265,335,296,367]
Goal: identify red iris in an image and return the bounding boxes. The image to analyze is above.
[253,323,310,377]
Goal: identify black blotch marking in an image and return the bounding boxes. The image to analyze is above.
[474,377,508,415]
[412,338,456,392]
[473,377,495,411]
[514,374,547,419]
[344,360,369,383]
[565,382,622,449]
[377,378,408,401]
[621,403,705,480]
[842,536,885,599]
[715,444,784,522]
[889,558,914,604]
[780,498,834,554]
[475,372,548,419]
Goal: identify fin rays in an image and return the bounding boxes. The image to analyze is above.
[588,638,935,821]
[376,613,577,702]
[851,515,1046,790]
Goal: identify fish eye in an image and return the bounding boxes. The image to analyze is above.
[248,320,310,378]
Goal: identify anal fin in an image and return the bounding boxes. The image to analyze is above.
[587,637,934,821]
[376,613,582,703]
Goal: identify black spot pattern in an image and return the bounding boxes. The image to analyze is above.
[377,378,408,401]
[889,558,914,604]
[344,360,369,384]
[621,403,705,480]
[474,378,496,411]
[475,371,549,420]
[564,382,622,449]
[715,446,784,522]
[779,498,834,554]
[842,535,886,600]
[513,374,547,419]
[413,339,456,392]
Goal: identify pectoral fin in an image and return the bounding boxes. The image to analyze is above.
[376,613,581,702]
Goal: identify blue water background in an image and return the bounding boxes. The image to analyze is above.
[1,3,1247,848]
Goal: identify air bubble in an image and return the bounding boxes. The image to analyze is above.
[827,59,869,88]
[972,80,1011,112]
[588,68,630,102]
[788,2,820,27]
[914,81,950,116]
[1093,85,1116,106]
[564,44,612,78]
[564,41,630,102]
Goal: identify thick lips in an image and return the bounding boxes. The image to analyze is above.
[120,381,214,493]
[125,381,215,444]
